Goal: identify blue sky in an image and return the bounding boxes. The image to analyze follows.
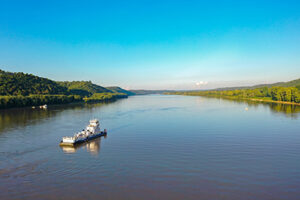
[0,0,300,89]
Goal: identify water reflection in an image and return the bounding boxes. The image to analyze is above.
[204,97,300,118]
[0,101,117,134]
[60,137,104,155]
[246,101,300,118]
[0,96,299,135]
[268,103,300,115]
[1,95,300,200]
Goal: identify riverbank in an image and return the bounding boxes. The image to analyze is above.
[83,92,128,102]
[165,86,300,106]
[165,93,300,106]
[0,93,128,109]
[248,98,300,106]
[220,95,300,106]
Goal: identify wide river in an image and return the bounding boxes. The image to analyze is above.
[0,95,300,200]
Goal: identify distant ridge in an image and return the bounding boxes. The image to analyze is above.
[129,78,300,94]
[214,78,300,91]
[129,89,175,95]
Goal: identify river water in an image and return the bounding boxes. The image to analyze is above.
[0,95,299,200]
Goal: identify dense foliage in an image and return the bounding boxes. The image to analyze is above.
[0,70,131,109]
[0,70,68,95]
[83,92,127,102]
[57,81,112,96]
[167,86,300,104]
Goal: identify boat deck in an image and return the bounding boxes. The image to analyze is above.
[59,131,107,146]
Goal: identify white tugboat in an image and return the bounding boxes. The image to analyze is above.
[60,119,107,146]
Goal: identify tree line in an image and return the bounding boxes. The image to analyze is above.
[83,93,128,102]
[0,95,82,109]
[166,86,300,104]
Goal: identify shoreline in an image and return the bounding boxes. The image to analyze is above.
[167,94,300,106]
[248,98,300,106]
[0,95,128,110]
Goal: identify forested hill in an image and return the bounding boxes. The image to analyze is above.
[0,69,132,97]
[57,81,112,96]
[215,78,300,91]
[0,69,132,108]
[0,70,67,95]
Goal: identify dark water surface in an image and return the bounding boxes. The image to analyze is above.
[0,95,300,200]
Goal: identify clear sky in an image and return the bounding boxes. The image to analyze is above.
[1,0,300,90]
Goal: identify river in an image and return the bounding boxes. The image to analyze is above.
[0,95,299,200]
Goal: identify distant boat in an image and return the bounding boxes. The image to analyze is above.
[59,119,107,146]
[39,104,47,109]
[32,105,47,109]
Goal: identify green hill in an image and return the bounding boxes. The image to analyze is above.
[0,69,133,109]
[0,70,67,96]
[57,81,112,96]
[106,86,135,96]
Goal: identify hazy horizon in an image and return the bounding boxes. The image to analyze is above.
[1,1,300,90]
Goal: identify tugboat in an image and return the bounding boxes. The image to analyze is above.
[59,119,107,146]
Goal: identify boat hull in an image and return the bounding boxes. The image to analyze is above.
[59,131,107,146]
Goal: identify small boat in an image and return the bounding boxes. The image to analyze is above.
[39,104,47,109]
[59,119,107,146]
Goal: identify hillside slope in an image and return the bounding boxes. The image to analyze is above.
[0,69,133,109]
[57,81,112,96]
[277,78,300,88]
